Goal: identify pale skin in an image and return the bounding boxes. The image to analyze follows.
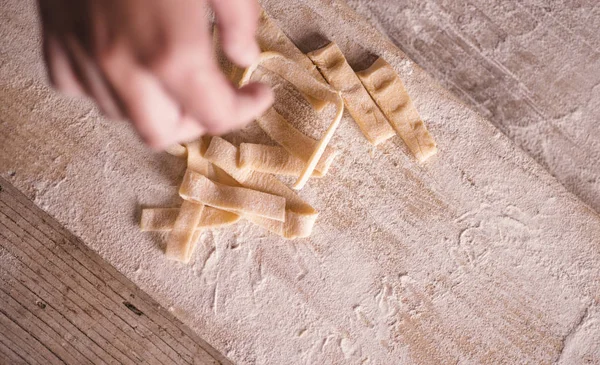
[38,0,274,149]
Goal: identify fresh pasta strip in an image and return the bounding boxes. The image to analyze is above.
[257,11,324,83]
[241,52,340,106]
[244,215,284,237]
[202,137,244,187]
[256,109,337,175]
[180,170,287,222]
[186,230,203,261]
[164,200,205,262]
[357,58,437,162]
[244,210,316,239]
[140,207,240,231]
[308,43,396,145]
[164,141,209,262]
[240,52,344,189]
[257,11,328,111]
[204,137,318,238]
[239,143,324,177]
[165,141,242,262]
[186,140,210,174]
[205,137,316,215]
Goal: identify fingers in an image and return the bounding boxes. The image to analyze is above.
[101,48,202,149]
[72,40,205,149]
[231,82,275,129]
[39,0,271,151]
[43,33,126,122]
[159,58,273,135]
[210,0,261,67]
[64,36,125,120]
[42,35,86,96]
[111,71,182,148]
[173,114,206,145]
[147,18,272,137]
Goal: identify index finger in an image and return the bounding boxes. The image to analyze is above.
[156,45,273,135]
[210,0,261,67]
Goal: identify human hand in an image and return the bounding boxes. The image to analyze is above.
[38,0,273,149]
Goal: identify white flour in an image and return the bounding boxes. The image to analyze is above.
[1,0,599,363]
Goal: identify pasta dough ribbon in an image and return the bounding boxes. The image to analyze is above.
[180,170,287,222]
[239,143,324,178]
[308,42,396,145]
[257,10,328,111]
[141,207,240,231]
[204,137,318,239]
[240,52,344,190]
[164,141,209,262]
[357,58,437,162]
[255,108,337,176]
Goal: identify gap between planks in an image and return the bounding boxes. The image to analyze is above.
[0,176,232,365]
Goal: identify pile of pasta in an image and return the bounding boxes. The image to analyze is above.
[140,11,437,263]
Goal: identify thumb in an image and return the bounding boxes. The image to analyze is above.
[210,0,261,67]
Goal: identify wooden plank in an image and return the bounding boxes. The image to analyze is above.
[0,335,30,365]
[1,0,600,364]
[0,177,232,365]
[0,282,81,364]
[0,193,205,363]
[0,255,117,364]
[0,311,54,364]
[347,0,600,213]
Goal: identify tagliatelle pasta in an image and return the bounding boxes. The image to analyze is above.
[308,42,396,145]
[164,200,205,262]
[180,170,287,222]
[164,141,208,262]
[357,58,437,162]
[142,22,438,262]
[240,52,344,189]
[255,109,338,176]
[140,207,241,231]
[257,11,328,111]
[204,137,318,239]
[239,143,324,177]
[164,141,243,262]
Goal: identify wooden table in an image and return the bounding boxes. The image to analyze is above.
[1,0,600,364]
[0,178,231,364]
[349,0,600,213]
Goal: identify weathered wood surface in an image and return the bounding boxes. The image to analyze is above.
[0,177,232,364]
[348,0,600,213]
[1,0,600,364]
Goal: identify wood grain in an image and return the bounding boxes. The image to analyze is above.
[0,177,232,365]
[347,0,600,212]
[1,0,600,363]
